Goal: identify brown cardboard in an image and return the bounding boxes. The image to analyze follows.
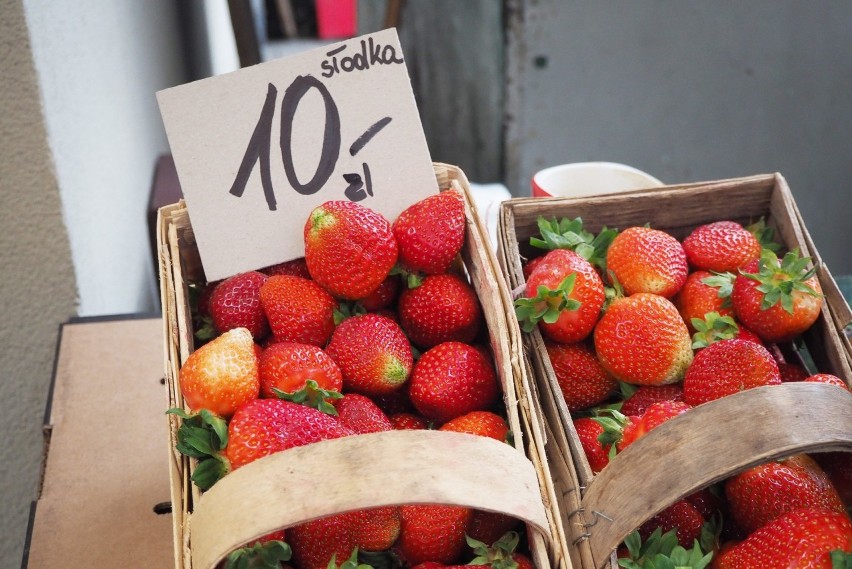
[25,316,173,568]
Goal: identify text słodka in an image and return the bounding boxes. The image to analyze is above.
[321,38,404,79]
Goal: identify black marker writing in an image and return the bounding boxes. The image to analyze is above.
[321,37,405,79]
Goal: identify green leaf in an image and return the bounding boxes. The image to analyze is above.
[831,549,852,569]
[191,456,230,491]
[274,380,342,415]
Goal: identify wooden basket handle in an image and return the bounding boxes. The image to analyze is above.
[191,430,552,569]
[579,383,852,567]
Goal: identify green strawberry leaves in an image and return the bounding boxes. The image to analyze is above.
[831,550,852,568]
[746,217,782,253]
[530,216,617,273]
[740,249,821,314]
[390,264,423,289]
[618,528,713,569]
[273,379,343,416]
[166,408,230,490]
[334,302,368,325]
[467,531,522,569]
[514,274,581,332]
[691,312,741,349]
[591,409,630,460]
[328,549,375,569]
[699,272,735,305]
[224,539,291,569]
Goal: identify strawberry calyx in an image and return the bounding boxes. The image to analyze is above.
[830,550,852,568]
[691,312,741,349]
[356,549,402,569]
[746,217,782,253]
[618,527,714,569]
[514,274,581,332]
[328,548,375,569]
[529,216,617,273]
[166,408,231,490]
[467,531,522,569]
[699,272,735,306]
[223,538,291,569]
[334,302,368,325]
[273,379,343,416]
[740,249,821,314]
[602,272,626,312]
[591,409,630,460]
[390,264,423,289]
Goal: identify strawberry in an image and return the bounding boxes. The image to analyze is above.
[334,393,394,434]
[349,506,402,551]
[683,338,781,406]
[620,384,684,417]
[804,373,850,390]
[673,270,735,333]
[439,411,508,442]
[778,362,810,382]
[618,527,713,569]
[467,512,521,547]
[398,273,483,348]
[605,226,688,298]
[225,399,352,470]
[398,505,473,565]
[713,508,852,568]
[573,417,612,473]
[638,499,705,548]
[179,327,259,418]
[690,311,762,349]
[682,221,762,272]
[616,400,691,451]
[360,275,402,312]
[325,313,413,396]
[814,452,852,507]
[522,256,545,280]
[258,342,342,399]
[725,454,846,534]
[593,293,694,385]
[304,201,398,300]
[393,189,466,275]
[260,275,337,346]
[204,271,269,340]
[288,513,356,569]
[732,249,823,343]
[515,249,605,344]
[408,342,500,424]
[389,412,429,430]
[528,216,618,274]
[545,340,616,412]
[260,257,311,279]
[222,530,291,569]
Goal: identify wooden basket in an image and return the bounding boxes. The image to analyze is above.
[496,173,852,569]
[157,163,568,569]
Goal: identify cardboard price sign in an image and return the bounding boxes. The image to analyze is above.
[157,28,438,281]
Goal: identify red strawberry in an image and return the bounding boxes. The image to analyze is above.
[225,399,352,470]
[325,313,413,396]
[690,311,763,349]
[304,201,398,300]
[288,513,356,569]
[725,454,846,534]
[334,393,393,434]
[606,227,688,298]
[393,189,466,275]
[260,257,311,279]
[778,362,810,382]
[620,384,684,417]
[638,499,704,548]
[408,342,499,424]
[515,249,605,344]
[683,338,781,406]
[573,417,612,473]
[682,221,762,272]
[522,255,545,280]
[467,511,520,547]
[398,505,472,565]
[804,373,850,390]
[617,400,691,450]
[350,506,402,551]
[179,327,259,418]
[593,293,694,385]
[673,270,735,333]
[732,249,823,343]
[258,342,342,399]
[439,411,508,442]
[206,271,269,339]
[260,275,337,346]
[390,412,429,430]
[398,273,483,348]
[360,275,402,311]
[713,508,852,568]
[545,340,616,412]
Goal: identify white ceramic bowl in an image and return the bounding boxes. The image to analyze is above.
[531,161,663,198]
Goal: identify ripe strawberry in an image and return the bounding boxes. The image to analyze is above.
[304,201,398,300]
[617,400,691,451]
[349,506,402,551]
[260,275,337,346]
[606,227,688,298]
[288,513,355,569]
[594,293,694,385]
[408,342,500,424]
[732,249,823,342]
[682,221,762,272]
[334,393,394,434]
[179,327,259,418]
[545,340,616,412]
[778,362,810,382]
[258,342,342,399]
[260,257,311,279]
[439,411,508,442]
[638,499,704,548]
[205,271,269,340]
[225,399,352,470]
[515,249,605,344]
[573,417,612,473]
[467,511,520,547]
[620,384,684,417]
[393,189,466,275]
[522,255,545,280]
[360,275,401,311]
[713,508,852,568]
[673,270,735,333]
[804,373,850,390]
[690,311,763,349]
[683,338,781,406]
[398,273,483,348]
[390,412,429,430]
[398,505,473,565]
[325,313,413,396]
[725,454,846,534]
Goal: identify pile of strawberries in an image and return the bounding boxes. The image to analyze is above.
[172,189,533,569]
[515,217,852,567]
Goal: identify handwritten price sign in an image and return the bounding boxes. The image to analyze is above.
[157,29,438,281]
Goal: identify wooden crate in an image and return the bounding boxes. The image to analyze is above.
[496,173,852,569]
[158,163,569,569]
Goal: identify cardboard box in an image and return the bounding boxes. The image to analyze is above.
[497,173,852,569]
[158,164,568,569]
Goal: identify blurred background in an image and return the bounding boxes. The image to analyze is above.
[1,0,850,566]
